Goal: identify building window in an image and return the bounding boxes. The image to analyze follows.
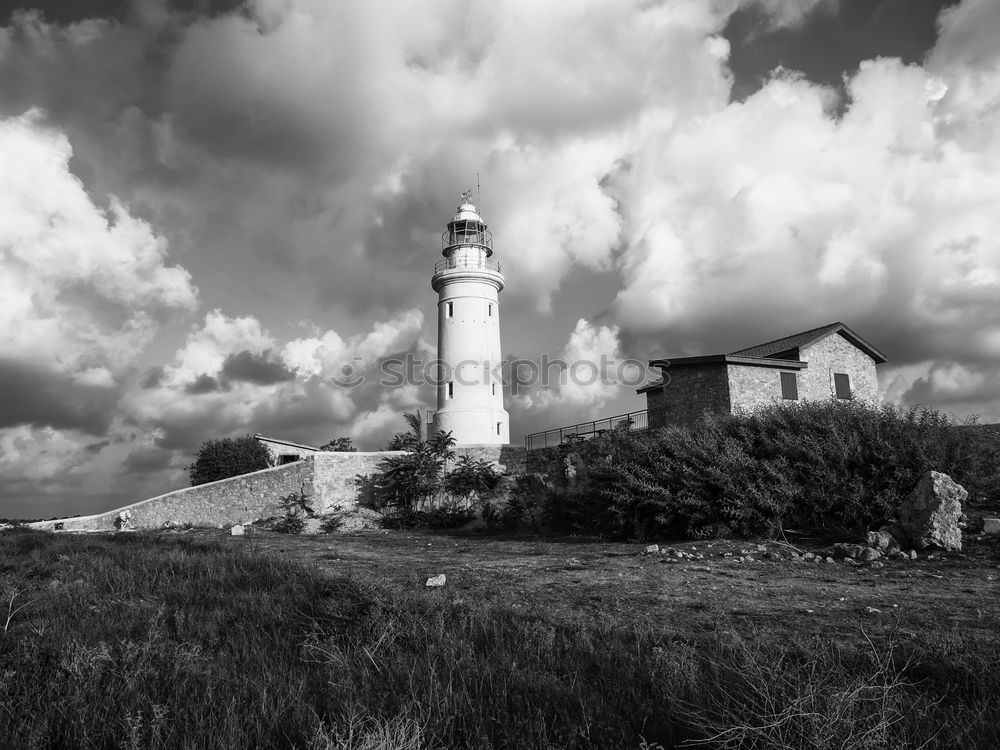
[488,303,493,316]
[497,422,501,435]
[447,301,453,318]
[447,381,454,398]
[780,372,798,400]
[492,383,496,395]
[834,372,852,399]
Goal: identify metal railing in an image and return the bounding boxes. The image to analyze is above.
[524,407,665,451]
[442,225,493,252]
[433,256,503,275]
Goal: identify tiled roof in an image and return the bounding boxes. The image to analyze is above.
[730,321,886,363]
[730,322,843,358]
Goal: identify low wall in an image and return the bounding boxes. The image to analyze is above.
[30,446,528,532]
[31,460,314,532]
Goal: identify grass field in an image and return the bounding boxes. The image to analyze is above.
[1,527,998,749]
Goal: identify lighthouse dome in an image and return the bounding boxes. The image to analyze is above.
[453,201,483,223]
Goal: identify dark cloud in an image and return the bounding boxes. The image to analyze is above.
[122,445,175,473]
[0,359,117,435]
[184,373,223,394]
[725,0,958,102]
[220,349,294,385]
[0,0,244,25]
[140,366,164,388]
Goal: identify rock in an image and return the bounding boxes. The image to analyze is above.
[865,530,899,553]
[230,524,244,536]
[824,557,835,564]
[870,561,884,569]
[843,558,860,566]
[644,544,660,554]
[909,550,917,560]
[858,547,882,563]
[833,543,869,560]
[879,522,909,550]
[426,574,446,587]
[802,552,816,562]
[898,471,966,551]
[983,517,1000,536]
[887,549,907,561]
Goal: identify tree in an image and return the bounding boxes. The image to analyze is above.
[372,430,455,515]
[320,437,357,452]
[188,434,272,486]
[384,410,423,451]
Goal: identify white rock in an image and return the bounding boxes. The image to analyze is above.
[230,525,244,536]
[645,544,660,554]
[426,574,446,587]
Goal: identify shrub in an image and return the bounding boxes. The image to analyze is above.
[443,456,502,500]
[575,401,1000,540]
[320,437,357,452]
[272,491,315,534]
[188,434,271,486]
[371,431,455,516]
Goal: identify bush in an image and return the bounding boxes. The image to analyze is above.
[188,434,271,486]
[573,401,1000,540]
[320,437,357,452]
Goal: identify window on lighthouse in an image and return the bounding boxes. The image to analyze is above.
[447,302,453,318]
[447,382,454,399]
[488,303,493,316]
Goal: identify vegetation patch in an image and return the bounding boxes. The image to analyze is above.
[1,528,998,749]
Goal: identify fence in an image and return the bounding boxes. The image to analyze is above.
[523,407,664,451]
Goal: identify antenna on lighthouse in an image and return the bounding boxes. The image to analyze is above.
[477,172,481,212]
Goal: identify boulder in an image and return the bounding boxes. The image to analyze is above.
[426,574,446,587]
[865,530,899,553]
[898,471,966,551]
[833,543,869,560]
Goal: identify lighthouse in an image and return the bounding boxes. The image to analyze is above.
[429,192,510,445]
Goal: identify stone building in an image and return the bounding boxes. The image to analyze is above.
[253,433,322,465]
[637,322,886,428]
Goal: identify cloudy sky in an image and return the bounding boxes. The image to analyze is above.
[2,0,998,518]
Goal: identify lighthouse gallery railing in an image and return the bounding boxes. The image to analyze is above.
[433,256,503,275]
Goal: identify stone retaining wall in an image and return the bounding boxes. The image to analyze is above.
[30,447,530,532]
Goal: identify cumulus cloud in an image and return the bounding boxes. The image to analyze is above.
[3,0,1000,517]
[124,307,430,452]
[509,318,634,435]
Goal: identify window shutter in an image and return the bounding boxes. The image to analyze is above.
[780,372,798,400]
[834,373,852,399]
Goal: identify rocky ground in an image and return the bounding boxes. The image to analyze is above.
[160,526,1000,646]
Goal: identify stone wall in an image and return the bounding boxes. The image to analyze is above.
[727,363,803,412]
[798,332,880,402]
[311,451,407,513]
[31,460,314,532]
[31,446,533,532]
[33,451,408,532]
[645,363,731,428]
[453,444,527,474]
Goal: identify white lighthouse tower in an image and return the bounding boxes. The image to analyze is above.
[429,192,510,445]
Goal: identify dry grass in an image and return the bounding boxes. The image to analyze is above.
[1,527,997,749]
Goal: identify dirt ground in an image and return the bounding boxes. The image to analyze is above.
[183,528,1000,647]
